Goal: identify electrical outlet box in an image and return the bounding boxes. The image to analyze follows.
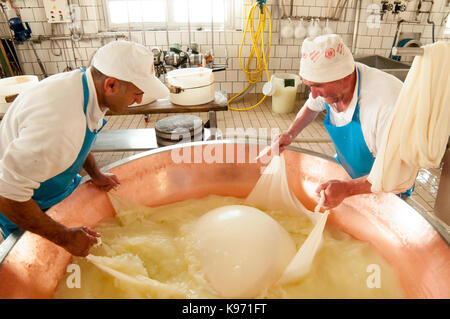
[43,0,71,23]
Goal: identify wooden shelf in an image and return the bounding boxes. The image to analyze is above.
[1,96,228,121]
[106,97,227,116]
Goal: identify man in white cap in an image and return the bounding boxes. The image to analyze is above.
[0,41,169,256]
[273,34,411,209]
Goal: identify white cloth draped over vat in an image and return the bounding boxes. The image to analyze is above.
[368,41,450,193]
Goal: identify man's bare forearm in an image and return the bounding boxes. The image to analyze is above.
[287,106,319,138]
[346,175,373,196]
[83,152,101,179]
[0,196,69,245]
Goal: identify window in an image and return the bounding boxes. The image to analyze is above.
[103,0,242,31]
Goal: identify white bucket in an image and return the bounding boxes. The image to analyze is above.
[270,73,301,114]
[0,75,39,113]
[166,67,214,106]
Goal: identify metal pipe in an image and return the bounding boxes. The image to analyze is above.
[222,0,228,68]
[226,133,332,143]
[351,0,362,54]
[211,0,214,56]
[282,15,339,21]
[416,0,435,43]
[389,19,404,59]
[423,0,435,43]
[165,1,170,51]
[0,3,23,74]
[29,41,48,77]
[187,0,192,50]
[335,0,349,20]
[67,0,81,68]
[21,33,127,42]
[435,146,450,225]
[391,47,424,56]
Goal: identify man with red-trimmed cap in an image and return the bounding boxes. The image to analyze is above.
[273,34,412,209]
[0,41,169,256]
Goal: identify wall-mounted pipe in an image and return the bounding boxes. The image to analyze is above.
[389,19,405,59]
[22,33,128,42]
[280,15,340,21]
[187,0,192,50]
[351,0,362,54]
[0,2,23,75]
[416,0,436,42]
[227,133,332,144]
[334,0,349,20]
[29,41,47,77]
[391,47,424,56]
[435,147,450,225]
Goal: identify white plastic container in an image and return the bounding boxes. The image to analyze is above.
[166,67,214,106]
[270,73,301,114]
[0,75,39,113]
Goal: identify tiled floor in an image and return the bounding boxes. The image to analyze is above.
[90,94,442,214]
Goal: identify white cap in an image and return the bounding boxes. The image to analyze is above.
[299,34,355,83]
[91,40,169,99]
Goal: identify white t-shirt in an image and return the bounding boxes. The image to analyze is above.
[0,68,106,202]
[302,62,403,157]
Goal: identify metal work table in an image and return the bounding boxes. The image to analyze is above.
[92,128,158,152]
[91,127,218,152]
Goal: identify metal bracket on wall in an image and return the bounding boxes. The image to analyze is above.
[281,16,339,21]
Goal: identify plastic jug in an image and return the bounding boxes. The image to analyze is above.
[294,18,307,39]
[270,73,301,114]
[307,19,322,38]
[322,19,333,35]
[280,18,294,39]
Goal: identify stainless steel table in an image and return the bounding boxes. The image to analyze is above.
[92,128,158,152]
[92,127,219,152]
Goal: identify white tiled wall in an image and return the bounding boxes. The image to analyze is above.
[0,0,448,96]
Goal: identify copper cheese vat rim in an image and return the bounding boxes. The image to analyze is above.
[0,141,448,299]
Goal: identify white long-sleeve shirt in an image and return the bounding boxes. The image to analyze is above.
[0,68,106,202]
[302,62,403,157]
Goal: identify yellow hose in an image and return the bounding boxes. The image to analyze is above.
[227,2,272,111]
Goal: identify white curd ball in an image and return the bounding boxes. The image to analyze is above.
[193,205,296,298]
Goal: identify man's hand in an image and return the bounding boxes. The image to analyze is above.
[316,176,373,209]
[61,226,101,257]
[83,153,120,191]
[0,197,102,257]
[272,132,295,155]
[90,172,120,192]
[316,180,351,210]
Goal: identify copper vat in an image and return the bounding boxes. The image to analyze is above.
[0,141,449,298]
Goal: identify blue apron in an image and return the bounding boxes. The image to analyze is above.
[323,68,413,196]
[0,69,106,239]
